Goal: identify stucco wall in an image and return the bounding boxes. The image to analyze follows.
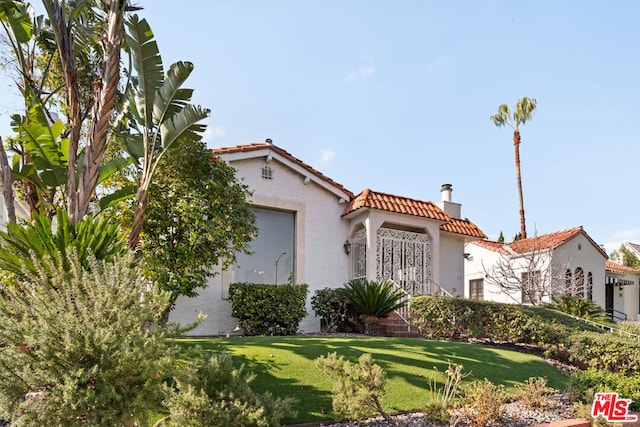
[170,156,351,335]
[438,233,465,296]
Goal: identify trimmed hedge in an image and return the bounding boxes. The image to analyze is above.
[411,295,640,374]
[229,283,309,336]
[411,295,578,346]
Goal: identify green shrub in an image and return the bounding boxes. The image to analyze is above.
[0,252,173,427]
[547,294,609,322]
[618,321,640,336]
[564,331,640,373]
[570,369,640,411]
[310,287,355,333]
[0,209,126,278]
[315,352,392,423]
[229,283,308,335]
[411,295,573,346]
[162,353,296,426]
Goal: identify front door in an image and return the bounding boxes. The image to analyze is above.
[605,282,614,319]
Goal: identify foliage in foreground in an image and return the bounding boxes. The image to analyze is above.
[0,252,173,427]
[162,353,296,427]
[229,283,308,335]
[0,209,125,278]
[570,368,640,412]
[315,352,392,424]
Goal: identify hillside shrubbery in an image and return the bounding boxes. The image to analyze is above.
[411,295,640,411]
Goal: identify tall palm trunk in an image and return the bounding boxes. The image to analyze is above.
[74,0,125,224]
[513,129,527,239]
[0,138,15,224]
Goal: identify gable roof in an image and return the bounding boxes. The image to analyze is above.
[605,260,640,275]
[469,226,608,258]
[342,189,487,239]
[509,227,585,253]
[212,142,354,199]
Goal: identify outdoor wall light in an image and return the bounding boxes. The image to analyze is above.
[343,240,352,255]
[619,284,624,291]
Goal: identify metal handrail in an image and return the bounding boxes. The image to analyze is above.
[607,308,627,322]
[566,314,640,341]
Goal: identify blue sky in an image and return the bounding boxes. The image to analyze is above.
[1,1,639,253]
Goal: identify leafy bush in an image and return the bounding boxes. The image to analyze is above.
[424,362,467,425]
[462,379,506,427]
[570,369,640,411]
[564,331,640,373]
[229,283,308,335]
[411,295,574,345]
[315,352,392,423]
[162,353,296,426]
[546,294,609,322]
[341,279,406,318]
[0,252,173,427]
[310,287,354,332]
[618,320,640,336]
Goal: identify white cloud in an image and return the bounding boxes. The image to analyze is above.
[320,149,335,165]
[603,228,640,254]
[345,65,375,82]
[202,125,226,142]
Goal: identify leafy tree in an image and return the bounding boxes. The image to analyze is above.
[490,97,537,239]
[141,140,255,313]
[497,231,505,243]
[610,244,640,269]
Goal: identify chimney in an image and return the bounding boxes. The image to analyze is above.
[441,184,452,202]
[437,183,461,218]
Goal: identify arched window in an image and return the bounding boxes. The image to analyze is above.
[587,272,593,301]
[565,269,572,294]
[574,267,584,298]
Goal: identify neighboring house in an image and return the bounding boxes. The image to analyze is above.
[605,260,640,322]
[464,227,608,310]
[170,140,486,335]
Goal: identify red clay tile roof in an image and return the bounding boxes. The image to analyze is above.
[442,217,487,239]
[471,226,608,259]
[342,189,487,239]
[606,260,640,275]
[469,239,510,255]
[212,143,354,198]
[509,227,585,253]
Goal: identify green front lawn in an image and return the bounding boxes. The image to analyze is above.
[174,336,569,424]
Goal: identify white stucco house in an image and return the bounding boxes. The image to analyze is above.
[464,227,640,321]
[170,140,486,335]
[605,259,640,322]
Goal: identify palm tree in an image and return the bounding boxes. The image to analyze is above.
[490,97,537,239]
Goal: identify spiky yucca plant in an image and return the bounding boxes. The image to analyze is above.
[341,279,407,318]
[548,294,609,322]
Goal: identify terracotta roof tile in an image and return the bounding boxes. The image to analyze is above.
[469,239,511,255]
[606,260,640,275]
[442,217,488,239]
[212,142,354,198]
[508,227,585,254]
[342,189,486,239]
[472,227,607,259]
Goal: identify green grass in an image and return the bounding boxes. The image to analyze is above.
[174,336,569,424]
